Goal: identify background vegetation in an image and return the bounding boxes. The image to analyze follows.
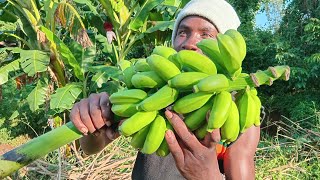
[0,0,319,179]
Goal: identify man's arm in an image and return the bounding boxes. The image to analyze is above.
[223,126,260,180]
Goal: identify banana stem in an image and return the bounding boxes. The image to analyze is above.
[0,122,82,178]
[227,65,290,91]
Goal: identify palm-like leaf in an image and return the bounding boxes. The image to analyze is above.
[90,66,121,88]
[69,41,96,73]
[0,59,20,85]
[73,0,99,15]
[40,26,84,81]
[145,20,175,33]
[27,80,48,112]
[129,0,165,31]
[17,49,50,76]
[50,83,82,112]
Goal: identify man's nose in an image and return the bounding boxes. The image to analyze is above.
[182,34,200,51]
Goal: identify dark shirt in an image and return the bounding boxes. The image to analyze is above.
[132,152,185,180]
[132,152,225,180]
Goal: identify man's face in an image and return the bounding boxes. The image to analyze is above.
[173,16,219,53]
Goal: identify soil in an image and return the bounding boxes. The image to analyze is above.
[0,144,14,155]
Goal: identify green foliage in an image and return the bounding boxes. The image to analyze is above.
[0,80,48,138]
[256,118,320,179]
[26,80,48,112]
[236,0,320,124]
[50,83,83,113]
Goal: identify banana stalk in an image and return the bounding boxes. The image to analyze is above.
[227,66,290,92]
[0,122,82,178]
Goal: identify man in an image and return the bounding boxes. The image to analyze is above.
[70,0,260,179]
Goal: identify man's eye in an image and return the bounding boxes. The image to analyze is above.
[178,31,186,36]
[201,33,211,38]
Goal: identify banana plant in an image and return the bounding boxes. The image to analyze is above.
[0,0,121,121]
[97,0,190,62]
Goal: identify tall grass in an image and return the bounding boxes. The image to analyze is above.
[4,115,319,179]
[256,115,320,179]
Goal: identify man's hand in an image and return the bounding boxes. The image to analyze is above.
[223,125,260,180]
[164,110,222,180]
[70,92,119,154]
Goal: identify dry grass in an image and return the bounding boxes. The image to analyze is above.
[3,115,320,180]
[255,115,320,179]
[5,136,137,180]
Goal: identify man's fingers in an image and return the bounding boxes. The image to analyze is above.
[79,99,96,133]
[165,110,202,151]
[165,130,184,167]
[106,127,120,140]
[99,92,112,126]
[88,94,106,129]
[202,129,220,148]
[70,103,88,135]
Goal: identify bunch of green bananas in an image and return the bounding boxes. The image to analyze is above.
[110,29,290,156]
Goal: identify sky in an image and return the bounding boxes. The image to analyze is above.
[255,12,269,28]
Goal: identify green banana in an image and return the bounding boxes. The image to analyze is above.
[122,66,136,88]
[207,91,232,132]
[134,58,151,72]
[137,85,179,111]
[236,89,257,133]
[131,71,166,88]
[147,54,181,81]
[196,39,227,74]
[167,72,209,90]
[250,92,262,126]
[220,101,240,143]
[156,120,173,157]
[168,53,182,69]
[193,74,230,93]
[109,89,147,104]
[173,92,213,114]
[224,29,246,62]
[250,87,258,96]
[141,115,167,154]
[217,33,242,78]
[118,111,157,137]
[111,103,139,117]
[184,100,212,131]
[176,50,217,75]
[195,123,208,140]
[130,124,151,149]
[152,46,177,59]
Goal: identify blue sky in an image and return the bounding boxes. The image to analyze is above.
[255,12,269,28]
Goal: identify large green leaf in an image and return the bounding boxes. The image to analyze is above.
[27,80,48,112]
[145,20,174,33]
[98,0,120,29]
[129,0,165,31]
[0,59,20,85]
[95,34,113,54]
[73,0,99,15]
[18,49,50,76]
[69,41,96,73]
[40,26,84,80]
[90,66,121,88]
[50,83,82,112]
[11,4,38,49]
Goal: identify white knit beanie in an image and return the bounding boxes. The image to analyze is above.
[171,0,241,43]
